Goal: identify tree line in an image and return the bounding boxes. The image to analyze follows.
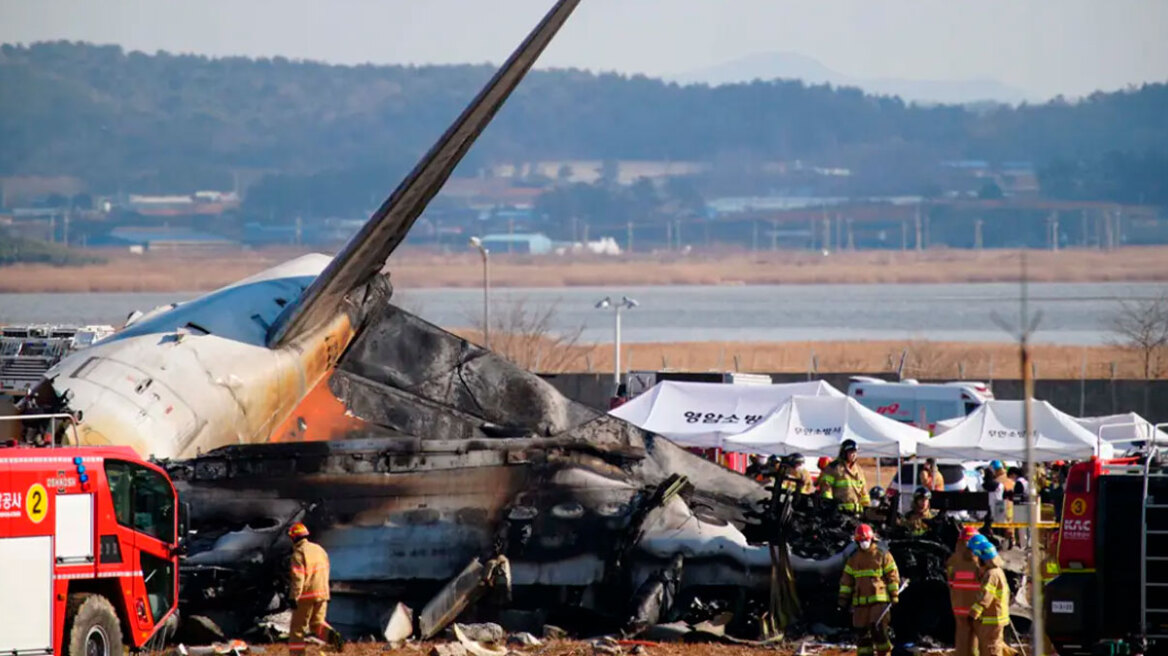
[1,41,1165,210]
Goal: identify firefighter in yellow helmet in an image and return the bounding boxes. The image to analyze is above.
[821,439,869,514]
[947,526,982,656]
[287,522,345,655]
[838,523,900,656]
[967,534,1010,656]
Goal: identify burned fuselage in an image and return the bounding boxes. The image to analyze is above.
[168,299,785,636]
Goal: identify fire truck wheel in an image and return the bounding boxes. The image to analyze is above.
[63,593,123,656]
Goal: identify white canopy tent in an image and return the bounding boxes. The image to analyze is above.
[608,380,843,448]
[933,416,963,435]
[1075,412,1168,445]
[722,395,923,458]
[916,400,1113,461]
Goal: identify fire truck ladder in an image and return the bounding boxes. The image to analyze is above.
[1142,425,1168,643]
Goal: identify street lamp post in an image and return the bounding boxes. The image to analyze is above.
[469,236,490,349]
[595,296,638,388]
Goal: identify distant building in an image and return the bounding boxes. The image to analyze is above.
[479,233,553,254]
[486,160,709,185]
[92,227,239,252]
[122,191,240,218]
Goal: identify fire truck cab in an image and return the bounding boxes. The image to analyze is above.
[0,440,180,656]
[1045,454,1167,655]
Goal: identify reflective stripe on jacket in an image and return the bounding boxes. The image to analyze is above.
[1042,556,1060,584]
[901,508,936,537]
[781,467,815,494]
[946,545,981,617]
[290,539,331,601]
[839,546,900,606]
[970,566,1010,625]
[821,462,869,512]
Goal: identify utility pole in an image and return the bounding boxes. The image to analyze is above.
[469,237,490,350]
[992,252,1044,656]
[595,296,638,391]
[974,218,984,250]
[914,205,923,251]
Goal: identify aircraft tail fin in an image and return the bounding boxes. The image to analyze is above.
[268,0,580,347]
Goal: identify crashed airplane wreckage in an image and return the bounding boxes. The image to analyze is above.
[2,0,986,646]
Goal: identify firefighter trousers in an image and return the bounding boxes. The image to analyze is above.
[974,622,1005,656]
[289,600,340,654]
[852,603,892,656]
[953,615,978,656]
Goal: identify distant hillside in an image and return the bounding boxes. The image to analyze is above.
[671,51,1032,105]
[0,41,1165,196]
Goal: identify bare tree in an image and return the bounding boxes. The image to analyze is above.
[469,297,588,373]
[1110,293,1168,379]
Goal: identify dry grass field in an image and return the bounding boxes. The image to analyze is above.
[450,331,1156,380]
[4,245,1168,293]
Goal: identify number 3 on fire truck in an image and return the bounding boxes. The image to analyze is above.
[26,482,48,523]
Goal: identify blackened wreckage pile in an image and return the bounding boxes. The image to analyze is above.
[165,302,972,646]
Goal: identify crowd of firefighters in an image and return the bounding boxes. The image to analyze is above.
[743,438,1067,656]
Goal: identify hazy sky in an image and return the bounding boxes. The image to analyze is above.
[2,0,1166,99]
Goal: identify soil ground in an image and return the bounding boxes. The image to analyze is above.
[179,640,862,656]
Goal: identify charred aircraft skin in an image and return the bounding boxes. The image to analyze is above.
[170,299,783,635]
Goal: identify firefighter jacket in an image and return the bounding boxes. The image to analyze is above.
[821,461,869,512]
[919,468,944,491]
[838,545,900,607]
[901,508,937,537]
[970,564,1010,625]
[290,539,331,601]
[946,544,981,617]
[781,467,815,494]
[1042,554,1060,584]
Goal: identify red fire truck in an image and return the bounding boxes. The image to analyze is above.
[1046,453,1167,655]
[0,416,181,656]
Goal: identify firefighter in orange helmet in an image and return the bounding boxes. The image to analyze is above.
[287,522,345,655]
[839,523,900,656]
[946,526,982,656]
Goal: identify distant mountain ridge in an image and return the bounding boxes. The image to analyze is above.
[1,41,1164,199]
[671,51,1033,105]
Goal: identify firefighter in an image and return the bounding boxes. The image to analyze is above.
[1040,530,1059,656]
[918,458,945,491]
[900,486,937,537]
[287,523,345,655]
[947,526,982,656]
[780,452,814,494]
[815,456,834,494]
[967,534,1010,656]
[821,439,869,514]
[1041,529,1060,585]
[838,523,899,656]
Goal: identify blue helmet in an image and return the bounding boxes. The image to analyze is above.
[968,534,998,560]
[990,460,1004,471]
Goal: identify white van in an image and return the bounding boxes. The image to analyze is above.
[847,377,993,431]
